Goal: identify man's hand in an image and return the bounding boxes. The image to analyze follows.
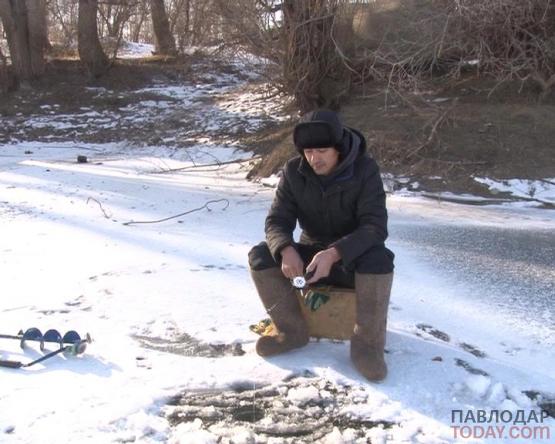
[306,247,341,284]
[280,245,304,279]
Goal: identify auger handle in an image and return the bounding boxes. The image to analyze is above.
[0,333,23,341]
[0,359,24,368]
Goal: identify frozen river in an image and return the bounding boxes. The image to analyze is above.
[387,198,555,358]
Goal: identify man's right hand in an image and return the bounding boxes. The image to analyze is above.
[280,245,304,279]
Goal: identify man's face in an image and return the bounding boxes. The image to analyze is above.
[303,147,340,176]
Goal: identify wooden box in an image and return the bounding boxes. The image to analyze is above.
[296,286,357,340]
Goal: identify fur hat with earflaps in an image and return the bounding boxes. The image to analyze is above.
[293,109,348,156]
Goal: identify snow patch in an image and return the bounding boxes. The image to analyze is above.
[286,385,320,405]
[169,419,218,444]
[475,177,555,204]
[465,374,492,398]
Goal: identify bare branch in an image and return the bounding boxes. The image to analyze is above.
[87,197,112,219]
[123,199,230,226]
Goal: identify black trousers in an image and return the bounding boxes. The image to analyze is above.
[248,242,394,289]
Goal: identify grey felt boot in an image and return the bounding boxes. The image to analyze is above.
[350,272,393,381]
[250,267,309,356]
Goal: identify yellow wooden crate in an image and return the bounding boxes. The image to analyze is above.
[296,286,356,340]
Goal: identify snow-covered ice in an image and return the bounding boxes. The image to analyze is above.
[1,139,553,443]
[0,48,553,444]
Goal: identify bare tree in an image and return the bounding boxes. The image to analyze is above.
[0,0,48,83]
[98,0,134,39]
[171,0,225,49]
[128,0,150,42]
[215,0,282,61]
[169,0,191,50]
[78,0,109,77]
[150,0,176,55]
[215,0,351,110]
[47,0,79,49]
[282,0,349,111]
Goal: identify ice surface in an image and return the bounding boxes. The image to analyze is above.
[0,46,553,444]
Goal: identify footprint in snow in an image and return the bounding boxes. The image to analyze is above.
[459,342,487,358]
[195,264,246,272]
[454,358,489,376]
[416,324,487,358]
[64,295,85,307]
[133,331,245,358]
[416,323,451,342]
[36,308,70,315]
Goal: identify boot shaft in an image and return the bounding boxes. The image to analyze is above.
[250,267,309,356]
[354,272,393,327]
[351,272,393,381]
[250,267,301,330]
[353,272,393,347]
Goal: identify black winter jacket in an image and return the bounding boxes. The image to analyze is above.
[265,128,388,268]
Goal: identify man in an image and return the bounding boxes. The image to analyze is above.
[248,109,394,381]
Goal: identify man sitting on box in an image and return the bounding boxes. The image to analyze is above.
[248,109,395,381]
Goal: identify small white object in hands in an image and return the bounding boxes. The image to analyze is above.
[292,276,306,289]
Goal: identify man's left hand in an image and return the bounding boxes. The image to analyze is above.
[306,247,341,284]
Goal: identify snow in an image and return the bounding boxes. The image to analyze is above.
[170,419,218,444]
[1,141,552,443]
[464,375,494,398]
[260,174,281,188]
[117,42,155,59]
[474,177,555,205]
[286,385,320,405]
[381,175,555,208]
[1,48,554,444]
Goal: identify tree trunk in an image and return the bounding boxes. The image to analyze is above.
[0,45,16,93]
[25,0,48,75]
[78,0,109,78]
[0,0,46,83]
[282,0,348,112]
[150,0,177,56]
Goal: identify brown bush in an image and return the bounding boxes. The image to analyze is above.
[449,0,555,96]
[338,0,555,96]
